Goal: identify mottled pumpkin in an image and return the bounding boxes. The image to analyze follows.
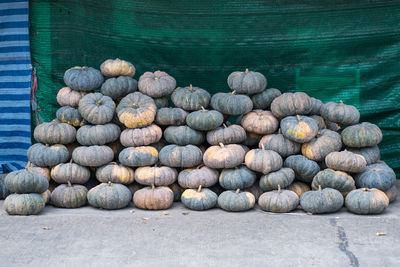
[100,58,135,77]
[57,87,87,107]
[42,189,51,204]
[241,110,279,135]
[169,182,184,201]
[171,85,211,111]
[178,166,218,189]
[251,88,281,109]
[300,186,344,214]
[320,100,360,125]
[78,93,115,125]
[133,185,174,210]
[203,143,245,169]
[346,145,380,165]
[210,92,253,115]
[286,182,310,198]
[384,186,397,203]
[326,120,341,132]
[28,143,70,167]
[227,69,267,94]
[312,169,355,196]
[245,147,283,174]
[0,175,11,199]
[64,66,104,91]
[155,107,188,126]
[5,169,49,194]
[100,76,138,100]
[258,186,299,213]
[135,166,177,186]
[186,108,224,131]
[26,162,51,182]
[4,193,45,215]
[164,126,205,145]
[77,123,120,146]
[154,96,169,109]
[325,150,367,173]
[34,120,76,145]
[117,92,157,128]
[120,124,162,147]
[118,146,158,167]
[51,161,91,184]
[219,165,256,190]
[138,71,176,98]
[218,189,255,212]
[354,163,396,191]
[301,129,342,161]
[88,182,132,210]
[181,186,218,210]
[341,122,383,148]
[206,124,246,145]
[284,155,320,183]
[281,115,318,143]
[96,162,135,184]
[56,106,85,127]
[309,97,323,115]
[345,188,389,215]
[271,92,312,119]
[259,132,300,158]
[259,168,295,192]
[310,115,327,130]
[51,182,88,208]
[72,145,114,167]
[159,145,203,168]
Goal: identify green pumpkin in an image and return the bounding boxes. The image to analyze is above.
[78,93,115,125]
[170,182,184,202]
[77,123,120,146]
[4,193,45,215]
[178,166,219,189]
[34,120,76,145]
[57,87,87,107]
[153,96,169,109]
[251,88,281,109]
[320,100,360,125]
[345,188,389,215]
[96,162,135,184]
[181,186,218,210]
[120,124,162,147]
[244,147,283,174]
[354,163,396,191]
[311,169,355,196]
[310,115,327,130]
[72,145,114,167]
[271,92,312,119]
[259,168,295,192]
[259,133,301,157]
[301,129,342,161]
[155,107,188,126]
[206,124,246,145]
[219,165,256,190]
[51,182,88,208]
[159,145,203,168]
[218,189,255,212]
[117,92,157,128]
[171,85,211,111]
[309,97,323,115]
[0,175,11,199]
[211,92,253,115]
[138,71,176,98]
[100,76,138,100]
[227,69,267,94]
[87,182,132,210]
[284,155,320,183]
[100,58,135,77]
[286,182,310,198]
[118,146,158,167]
[203,143,245,169]
[186,108,224,131]
[258,186,299,213]
[325,150,367,173]
[281,115,318,143]
[241,110,279,135]
[5,169,49,194]
[135,166,177,186]
[346,145,380,165]
[300,186,344,214]
[64,66,104,91]
[133,185,174,210]
[164,126,205,145]
[56,106,85,127]
[384,186,397,203]
[341,122,383,148]
[28,143,70,167]
[51,161,91,184]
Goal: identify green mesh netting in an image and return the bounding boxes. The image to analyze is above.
[29,1,400,177]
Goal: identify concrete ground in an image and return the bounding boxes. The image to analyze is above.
[0,185,399,267]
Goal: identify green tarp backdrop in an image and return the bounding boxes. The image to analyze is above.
[29,1,400,176]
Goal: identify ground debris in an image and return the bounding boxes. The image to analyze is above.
[129,210,135,213]
[306,212,313,215]
[182,212,189,216]
[163,211,169,215]
[376,232,386,236]
[42,226,52,230]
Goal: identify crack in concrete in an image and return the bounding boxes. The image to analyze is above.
[330,218,359,267]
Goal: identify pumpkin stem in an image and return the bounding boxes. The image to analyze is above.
[201,106,206,113]
[82,66,86,71]
[45,144,49,147]
[296,115,301,122]
[151,184,155,190]
[189,84,195,92]
[132,104,139,109]
[219,142,225,148]
[223,123,227,128]
[154,77,159,80]
[198,185,202,192]
[70,158,73,163]
[362,188,370,192]
[339,100,344,105]
[261,144,265,150]
[67,181,72,187]
[278,128,281,134]
[235,188,240,194]
[232,90,236,95]
[96,100,103,106]
[278,184,281,193]
[318,185,322,192]
[245,68,249,73]
[196,164,204,169]
[108,181,112,186]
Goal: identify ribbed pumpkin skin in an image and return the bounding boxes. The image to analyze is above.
[286,182,310,198]
[100,58,135,77]
[258,190,299,213]
[281,115,318,143]
[210,92,253,115]
[88,183,132,210]
[120,124,162,147]
[154,96,169,109]
[218,190,255,211]
[117,92,157,128]
[5,170,49,194]
[345,188,389,215]
[78,93,115,125]
[259,168,295,192]
[51,162,91,184]
[284,155,320,183]
[64,66,104,91]
[227,69,267,94]
[170,182,184,201]
[72,145,114,167]
[181,188,218,210]
[159,145,203,168]
[341,122,383,148]
[347,146,380,165]
[309,97,323,115]
[28,143,70,167]
[251,88,281,109]
[133,186,174,210]
[219,166,256,190]
[100,76,138,100]
[206,124,246,145]
[57,87,87,107]
[385,186,397,203]
[354,163,396,191]
[326,120,341,132]
[138,71,176,98]
[26,164,50,182]
[300,188,344,214]
[42,189,51,204]
[56,106,85,127]
[34,121,76,145]
[203,144,245,169]
[271,92,312,119]
[51,184,88,208]
[245,149,283,174]
[156,107,188,126]
[320,101,360,125]
[186,109,224,131]
[310,115,326,130]
[301,129,342,161]
[325,150,367,173]
[96,162,135,184]
[241,110,279,135]
[135,166,177,186]
[178,166,218,189]
[259,133,301,157]
[164,126,205,145]
[118,146,158,167]
[312,169,355,196]
[171,86,211,111]
[4,193,45,215]
[77,123,120,146]
[0,175,11,199]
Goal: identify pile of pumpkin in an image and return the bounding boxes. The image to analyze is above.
[1,58,397,216]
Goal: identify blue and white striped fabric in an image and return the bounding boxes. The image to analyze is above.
[0,0,31,173]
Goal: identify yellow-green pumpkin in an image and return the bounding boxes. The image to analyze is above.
[181,186,218,210]
[218,189,255,212]
[258,186,299,213]
[311,169,355,196]
[4,193,45,215]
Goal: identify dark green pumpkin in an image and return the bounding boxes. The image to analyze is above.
[77,123,120,146]
[181,186,218,210]
[301,129,342,162]
[164,126,205,145]
[100,76,138,100]
[320,100,360,125]
[284,155,320,183]
[218,189,255,211]
[311,169,355,196]
[28,143,70,167]
[219,165,257,190]
[72,145,114,167]
[4,193,45,215]
[64,66,104,91]
[211,92,253,115]
[153,96,170,109]
[118,146,158,167]
[345,188,389,215]
[78,93,115,125]
[258,187,299,213]
[0,175,10,199]
[270,92,312,119]
[186,108,224,131]
[259,133,301,157]
[206,124,246,145]
[56,106,85,127]
[346,145,380,165]
[300,186,344,214]
[310,115,326,130]
[87,182,132,210]
[51,162,91,184]
[51,182,88,208]
[325,150,367,173]
[308,97,323,115]
[5,169,49,194]
[251,88,281,109]
[245,147,283,174]
[341,122,383,148]
[259,168,295,192]
[34,120,76,145]
[159,145,203,168]
[354,163,396,191]
[155,107,188,126]
[171,85,211,111]
[280,115,318,143]
[227,69,267,94]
